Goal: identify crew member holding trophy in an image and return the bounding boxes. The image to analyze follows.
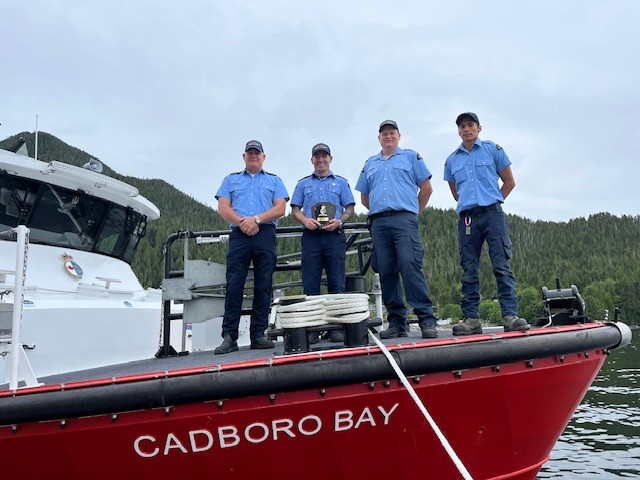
[291,143,355,343]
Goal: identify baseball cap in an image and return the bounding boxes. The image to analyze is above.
[456,112,480,126]
[244,140,264,153]
[378,119,399,132]
[311,143,331,155]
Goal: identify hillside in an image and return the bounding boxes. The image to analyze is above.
[2,132,639,324]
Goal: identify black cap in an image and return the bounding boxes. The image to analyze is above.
[311,143,331,155]
[244,140,264,153]
[456,112,479,126]
[378,119,399,132]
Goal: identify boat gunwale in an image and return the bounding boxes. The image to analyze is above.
[0,322,625,426]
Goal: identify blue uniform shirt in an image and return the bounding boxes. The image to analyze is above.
[215,169,289,226]
[444,139,511,214]
[355,147,431,215]
[290,171,355,219]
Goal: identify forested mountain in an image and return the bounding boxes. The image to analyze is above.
[2,132,639,324]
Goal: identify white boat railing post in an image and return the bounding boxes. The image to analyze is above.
[181,236,190,353]
[9,226,27,389]
[8,225,40,390]
[371,273,383,320]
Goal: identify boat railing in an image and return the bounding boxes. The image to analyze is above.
[156,223,376,357]
[0,225,41,389]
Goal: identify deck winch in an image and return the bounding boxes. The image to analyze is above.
[536,279,589,327]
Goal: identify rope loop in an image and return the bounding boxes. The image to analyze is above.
[276,293,370,328]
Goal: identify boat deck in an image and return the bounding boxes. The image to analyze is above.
[5,324,500,390]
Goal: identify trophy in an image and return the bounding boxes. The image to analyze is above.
[312,202,336,226]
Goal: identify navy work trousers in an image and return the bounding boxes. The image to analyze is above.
[221,225,276,342]
[458,207,518,319]
[301,228,346,295]
[370,212,436,332]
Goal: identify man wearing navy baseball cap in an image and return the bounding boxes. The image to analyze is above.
[445,113,529,335]
[244,139,264,152]
[291,143,355,343]
[215,139,289,354]
[355,120,439,340]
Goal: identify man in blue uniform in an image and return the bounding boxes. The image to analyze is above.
[291,143,355,343]
[355,120,439,339]
[444,112,529,335]
[214,140,289,354]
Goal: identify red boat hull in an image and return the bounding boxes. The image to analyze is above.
[0,328,612,480]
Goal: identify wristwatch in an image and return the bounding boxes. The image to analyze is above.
[255,215,261,224]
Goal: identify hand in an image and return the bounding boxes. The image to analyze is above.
[303,217,322,230]
[238,217,259,236]
[322,219,341,231]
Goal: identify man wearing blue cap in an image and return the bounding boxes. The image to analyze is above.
[214,140,289,354]
[291,143,355,343]
[355,120,439,339]
[444,112,529,335]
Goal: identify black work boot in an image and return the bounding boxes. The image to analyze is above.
[420,326,438,338]
[380,325,408,339]
[452,318,482,336]
[503,316,530,332]
[251,337,275,349]
[214,335,238,355]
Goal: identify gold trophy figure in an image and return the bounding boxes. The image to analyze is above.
[312,202,336,226]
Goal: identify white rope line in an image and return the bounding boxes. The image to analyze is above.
[325,310,370,324]
[276,293,370,328]
[322,305,368,316]
[277,318,327,327]
[277,297,327,328]
[316,293,370,305]
[368,330,474,480]
[277,297,325,312]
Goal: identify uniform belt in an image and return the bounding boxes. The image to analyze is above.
[460,202,501,217]
[303,227,343,234]
[368,210,411,220]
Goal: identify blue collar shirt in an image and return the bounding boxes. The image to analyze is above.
[444,138,511,214]
[215,169,289,226]
[355,147,431,215]
[290,170,355,219]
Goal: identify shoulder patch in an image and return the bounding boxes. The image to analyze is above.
[496,144,502,150]
[230,171,243,175]
[417,153,423,160]
[263,170,277,176]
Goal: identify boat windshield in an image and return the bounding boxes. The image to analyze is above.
[0,171,147,263]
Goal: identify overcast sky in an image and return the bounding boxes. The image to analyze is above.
[2,1,638,222]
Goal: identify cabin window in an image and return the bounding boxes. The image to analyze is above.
[0,173,38,231]
[28,185,107,250]
[0,172,147,264]
[95,206,145,263]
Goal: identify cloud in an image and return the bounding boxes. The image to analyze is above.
[1,0,638,222]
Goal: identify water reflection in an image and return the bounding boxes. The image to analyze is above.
[538,331,640,478]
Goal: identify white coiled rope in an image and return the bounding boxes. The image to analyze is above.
[277,297,327,327]
[318,293,370,323]
[277,293,370,328]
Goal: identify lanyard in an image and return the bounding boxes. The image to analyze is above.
[464,216,471,235]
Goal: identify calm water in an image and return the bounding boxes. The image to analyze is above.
[537,328,640,479]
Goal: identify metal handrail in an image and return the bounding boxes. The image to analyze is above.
[155,223,373,358]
